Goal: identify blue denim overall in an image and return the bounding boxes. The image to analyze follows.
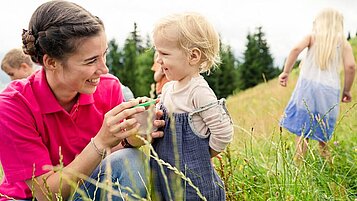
[151,101,226,201]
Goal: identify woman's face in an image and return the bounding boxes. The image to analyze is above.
[47,31,109,97]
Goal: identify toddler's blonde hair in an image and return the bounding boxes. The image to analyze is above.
[313,8,345,70]
[153,12,220,74]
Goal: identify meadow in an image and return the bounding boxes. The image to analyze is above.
[219,38,357,200]
[0,38,356,200]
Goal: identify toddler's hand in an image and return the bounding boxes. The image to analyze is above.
[151,109,165,138]
[278,72,289,87]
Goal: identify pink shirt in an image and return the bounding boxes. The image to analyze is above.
[0,69,123,199]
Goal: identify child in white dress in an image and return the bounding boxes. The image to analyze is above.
[279,8,356,160]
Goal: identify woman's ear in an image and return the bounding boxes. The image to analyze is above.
[43,54,57,71]
[189,48,201,65]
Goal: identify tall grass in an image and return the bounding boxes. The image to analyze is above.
[220,38,357,200]
[1,39,357,200]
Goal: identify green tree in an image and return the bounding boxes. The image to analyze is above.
[107,38,124,79]
[135,48,155,97]
[107,23,154,97]
[204,43,238,99]
[121,23,141,94]
[238,27,280,90]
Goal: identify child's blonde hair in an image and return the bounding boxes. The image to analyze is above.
[1,48,33,71]
[153,12,220,74]
[313,8,345,70]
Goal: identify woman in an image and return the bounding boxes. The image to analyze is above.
[0,1,164,200]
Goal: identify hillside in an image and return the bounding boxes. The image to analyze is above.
[0,38,356,200]
[226,37,357,150]
[221,38,357,200]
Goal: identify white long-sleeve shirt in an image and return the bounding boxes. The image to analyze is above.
[160,76,233,152]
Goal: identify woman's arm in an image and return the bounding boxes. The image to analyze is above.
[26,100,146,200]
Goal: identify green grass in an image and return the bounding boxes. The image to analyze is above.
[1,38,357,200]
[218,38,357,200]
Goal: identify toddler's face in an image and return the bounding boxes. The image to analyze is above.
[153,28,199,83]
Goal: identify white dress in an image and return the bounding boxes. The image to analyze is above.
[280,44,342,142]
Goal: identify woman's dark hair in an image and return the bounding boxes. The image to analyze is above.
[22,0,104,65]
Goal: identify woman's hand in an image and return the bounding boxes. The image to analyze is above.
[100,97,165,149]
[134,97,165,139]
[95,99,146,150]
[126,100,165,146]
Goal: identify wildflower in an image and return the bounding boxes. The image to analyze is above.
[333,141,339,146]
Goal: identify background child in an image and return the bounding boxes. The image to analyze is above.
[151,52,169,96]
[279,8,356,161]
[151,12,233,200]
[1,48,34,80]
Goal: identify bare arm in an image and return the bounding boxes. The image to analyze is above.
[341,41,356,102]
[279,35,311,87]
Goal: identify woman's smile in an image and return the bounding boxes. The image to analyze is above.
[86,77,100,86]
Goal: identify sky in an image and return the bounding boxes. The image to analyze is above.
[1,0,357,86]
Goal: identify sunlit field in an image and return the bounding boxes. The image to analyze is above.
[1,39,356,200]
[219,38,357,200]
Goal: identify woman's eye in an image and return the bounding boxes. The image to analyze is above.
[87,59,96,64]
